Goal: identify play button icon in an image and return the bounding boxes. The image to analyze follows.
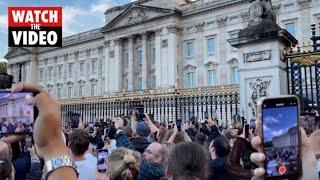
[279,166,286,175]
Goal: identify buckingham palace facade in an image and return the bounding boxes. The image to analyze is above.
[4,0,320,100]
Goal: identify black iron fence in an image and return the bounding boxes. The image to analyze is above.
[286,24,320,112]
[60,85,240,126]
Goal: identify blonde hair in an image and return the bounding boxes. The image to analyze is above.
[107,148,140,180]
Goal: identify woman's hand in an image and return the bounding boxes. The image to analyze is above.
[250,128,318,180]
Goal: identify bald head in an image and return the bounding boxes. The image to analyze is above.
[144,142,167,164]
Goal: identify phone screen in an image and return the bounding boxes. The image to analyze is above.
[0,92,36,135]
[262,97,300,178]
[97,149,108,172]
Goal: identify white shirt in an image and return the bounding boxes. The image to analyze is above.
[75,154,96,180]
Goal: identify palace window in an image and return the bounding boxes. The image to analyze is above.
[125,79,129,91]
[39,68,44,81]
[79,85,84,97]
[68,63,73,78]
[229,16,238,23]
[231,67,239,84]
[57,88,62,99]
[92,59,97,73]
[152,76,156,89]
[79,62,85,75]
[68,86,73,98]
[137,77,142,90]
[137,50,142,65]
[152,47,156,64]
[285,22,296,38]
[207,37,216,54]
[187,72,194,88]
[58,66,63,78]
[125,52,129,67]
[91,84,97,96]
[283,3,294,11]
[48,67,53,80]
[208,69,216,86]
[186,41,194,57]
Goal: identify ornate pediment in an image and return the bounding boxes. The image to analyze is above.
[4,47,35,59]
[101,5,176,32]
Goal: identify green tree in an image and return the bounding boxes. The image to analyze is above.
[0,62,7,74]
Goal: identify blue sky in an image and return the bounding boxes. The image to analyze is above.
[263,106,298,141]
[0,0,136,60]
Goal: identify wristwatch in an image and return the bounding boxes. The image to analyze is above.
[42,155,78,180]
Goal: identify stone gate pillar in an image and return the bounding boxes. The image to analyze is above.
[229,0,298,121]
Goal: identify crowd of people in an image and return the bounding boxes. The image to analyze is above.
[0,118,33,134]
[0,83,319,180]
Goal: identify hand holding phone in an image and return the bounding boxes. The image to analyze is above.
[257,96,301,179]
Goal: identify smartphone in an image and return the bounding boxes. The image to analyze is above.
[245,124,249,139]
[257,96,301,179]
[250,119,256,134]
[97,149,108,173]
[0,92,38,135]
[176,119,182,131]
[24,136,33,152]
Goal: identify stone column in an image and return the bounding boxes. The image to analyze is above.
[29,57,38,83]
[112,39,123,92]
[195,22,205,87]
[217,17,228,85]
[142,34,148,89]
[104,40,110,93]
[166,25,181,88]
[128,36,134,91]
[155,29,162,88]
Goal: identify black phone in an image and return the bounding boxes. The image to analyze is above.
[245,124,249,139]
[97,149,108,173]
[204,111,208,119]
[258,96,301,179]
[24,136,33,152]
[0,92,38,135]
[176,119,182,131]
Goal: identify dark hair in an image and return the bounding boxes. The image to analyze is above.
[167,142,207,180]
[69,129,90,156]
[211,135,230,158]
[108,125,117,139]
[195,133,207,146]
[0,156,12,179]
[108,148,140,180]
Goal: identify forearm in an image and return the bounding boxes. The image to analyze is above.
[131,118,137,136]
[48,167,77,180]
[1,135,24,143]
[168,133,177,143]
[146,120,159,134]
[183,131,192,142]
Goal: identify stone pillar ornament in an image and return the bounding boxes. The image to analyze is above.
[248,0,276,26]
[228,0,298,120]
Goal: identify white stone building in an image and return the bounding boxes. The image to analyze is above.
[4,0,320,99]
